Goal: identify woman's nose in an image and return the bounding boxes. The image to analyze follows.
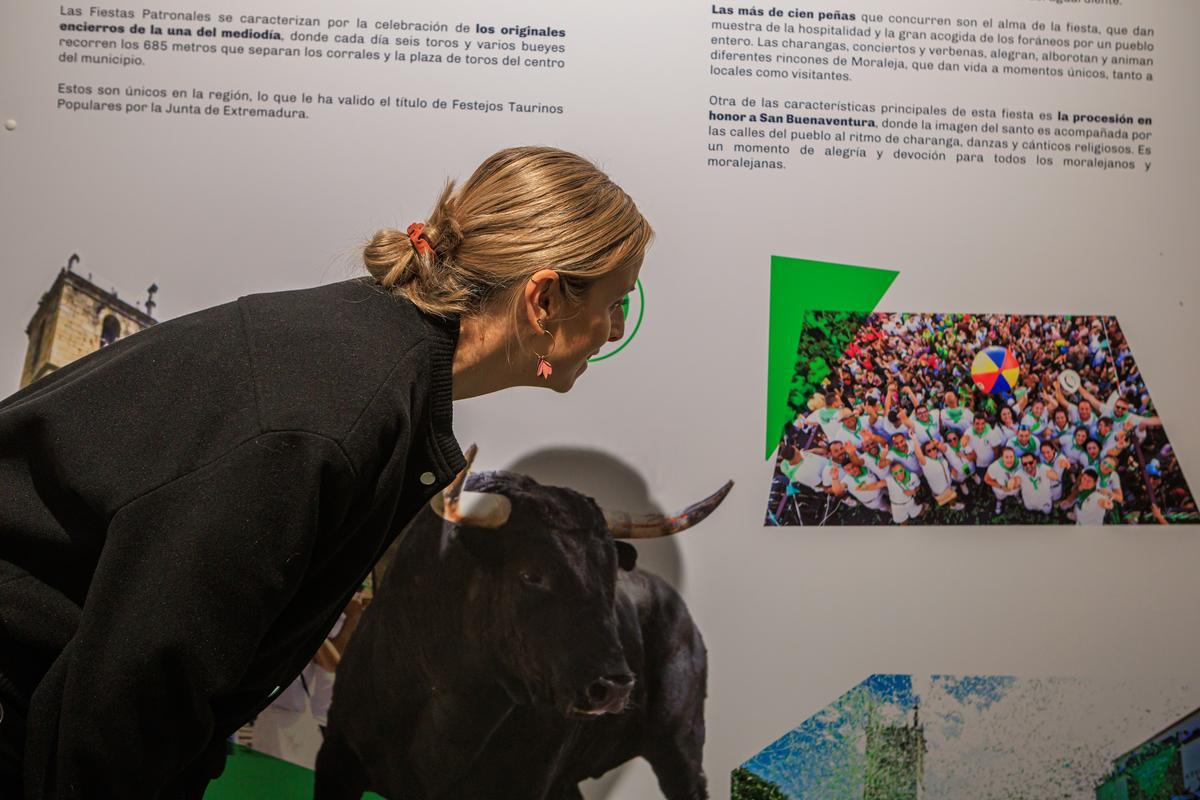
[608,309,625,342]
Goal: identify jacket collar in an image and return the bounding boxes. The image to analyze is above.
[421,307,467,483]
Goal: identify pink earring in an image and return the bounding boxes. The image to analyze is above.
[535,321,553,379]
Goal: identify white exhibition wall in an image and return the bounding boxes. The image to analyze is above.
[3,1,1198,797]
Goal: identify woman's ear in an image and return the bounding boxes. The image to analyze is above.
[523,269,561,333]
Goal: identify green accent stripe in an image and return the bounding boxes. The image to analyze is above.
[204,746,385,799]
[766,257,897,459]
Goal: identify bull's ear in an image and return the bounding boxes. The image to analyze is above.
[615,541,638,572]
[458,527,504,564]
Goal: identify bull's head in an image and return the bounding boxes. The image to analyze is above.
[429,445,732,719]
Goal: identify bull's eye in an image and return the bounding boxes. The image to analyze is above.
[519,570,546,589]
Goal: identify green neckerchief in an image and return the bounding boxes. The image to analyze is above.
[819,407,841,424]
[892,466,914,488]
[1000,460,1019,475]
[1099,470,1117,488]
[842,416,862,435]
[970,424,992,444]
[1023,468,1041,491]
[916,416,936,432]
[780,456,802,481]
[1014,438,1038,454]
[1075,487,1097,508]
[945,407,965,423]
[1112,411,1132,427]
[848,469,871,488]
[949,441,973,474]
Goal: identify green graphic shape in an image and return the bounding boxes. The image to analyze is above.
[204,746,385,799]
[765,256,897,459]
[588,278,644,363]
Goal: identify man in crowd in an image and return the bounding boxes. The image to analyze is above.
[1017,452,1058,515]
[915,439,966,511]
[985,447,1022,515]
[827,461,891,516]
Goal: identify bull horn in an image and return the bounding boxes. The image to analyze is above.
[429,444,513,529]
[604,480,734,539]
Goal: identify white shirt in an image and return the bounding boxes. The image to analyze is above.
[886,445,920,474]
[1042,453,1072,500]
[834,466,888,510]
[871,416,908,443]
[1109,410,1148,442]
[1021,410,1049,436]
[886,469,922,506]
[832,419,869,449]
[1097,470,1122,501]
[805,407,847,440]
[861,450,892,480]
[920,455,955,496]
[939,407,974,434]
[1006,435,1040,458]
[963,427,999,470]
[944,444,971,480]
[1045,421,1074,445]
[986,460,1021,498]
[780,452,829,489]
[1018,464,1055,513]
[1068,406,1100,439]
[1075,491,1109,525]
[995,423,1018,442]
[1064,440,1091,468]
[909,414,943,445]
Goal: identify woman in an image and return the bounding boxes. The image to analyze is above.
[0,146,651,798]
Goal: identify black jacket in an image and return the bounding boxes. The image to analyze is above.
[0,277,467,798]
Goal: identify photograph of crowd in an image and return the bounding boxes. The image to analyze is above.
[765,312,1197,526]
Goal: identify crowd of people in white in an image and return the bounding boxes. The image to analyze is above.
[770,313,1186,525]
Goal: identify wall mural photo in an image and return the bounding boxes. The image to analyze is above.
[734,674,1200,800]
[766,312,1197,526]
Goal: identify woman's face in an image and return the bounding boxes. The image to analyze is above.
[546,262,640,391]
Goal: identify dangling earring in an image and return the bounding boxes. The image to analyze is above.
[534,320,553,379]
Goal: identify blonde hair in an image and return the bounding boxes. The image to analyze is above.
[363,146,653,319]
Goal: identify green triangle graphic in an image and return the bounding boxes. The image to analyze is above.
[765,257,897,459]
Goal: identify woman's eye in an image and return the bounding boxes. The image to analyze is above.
[520,571,545,588]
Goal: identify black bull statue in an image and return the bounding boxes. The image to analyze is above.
[314,448,732,800]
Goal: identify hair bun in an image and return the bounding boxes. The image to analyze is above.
[364,146,653,319]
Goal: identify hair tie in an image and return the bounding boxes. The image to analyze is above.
[406,222,434,257]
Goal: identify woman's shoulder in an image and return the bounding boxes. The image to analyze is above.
[237,277,425,337]
[236,278,456,447]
